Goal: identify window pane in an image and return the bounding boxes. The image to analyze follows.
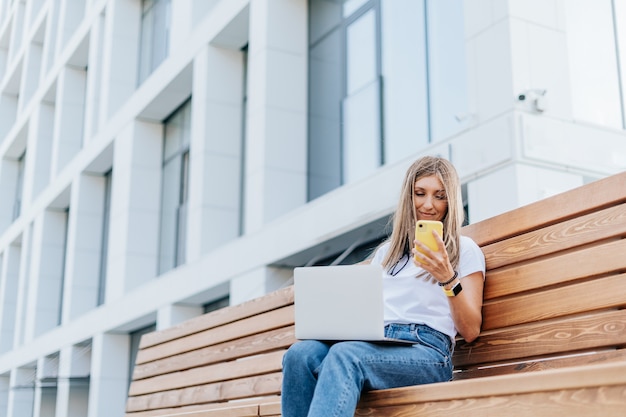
[381,0,429,163]
[427,0,469,140]
[308,29,342,200]
[565,0,622,128]
[152,0,170,68]
[342,79,381,184]
[138,0,170,85]
[159,157,181,274]
[138,5,154,83]
[346,9,377,95]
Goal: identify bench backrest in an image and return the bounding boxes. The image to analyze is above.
[125,171,626,416]
[456,171,626,378]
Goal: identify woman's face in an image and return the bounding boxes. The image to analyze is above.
[413,175,448,222]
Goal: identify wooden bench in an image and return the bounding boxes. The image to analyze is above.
[125,171,626,417]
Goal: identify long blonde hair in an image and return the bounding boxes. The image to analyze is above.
[382,156,464,276]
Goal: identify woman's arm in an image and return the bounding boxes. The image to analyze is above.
[413,234,484,342]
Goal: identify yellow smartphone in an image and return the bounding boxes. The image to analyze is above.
[414,220,443,262]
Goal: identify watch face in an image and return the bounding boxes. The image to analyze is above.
[451,281,463,296]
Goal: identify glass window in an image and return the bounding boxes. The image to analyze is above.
[158,99,191,275]
[97,170,112,306]
[308,0,468,200]
[565,0,622,128]
[138,0,171,85]
[308,27,342,200]
[426,0,469,141]
[13,152,25,220]
[381,0,429,163]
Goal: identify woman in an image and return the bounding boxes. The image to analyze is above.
[281,156,485,417]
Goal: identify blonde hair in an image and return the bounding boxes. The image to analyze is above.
[382,156,464,276]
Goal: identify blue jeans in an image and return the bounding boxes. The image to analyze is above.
[281,323,453,417]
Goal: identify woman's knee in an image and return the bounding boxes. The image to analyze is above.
[283,340,329,370]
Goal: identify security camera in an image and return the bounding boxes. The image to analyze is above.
[516,89,547,112]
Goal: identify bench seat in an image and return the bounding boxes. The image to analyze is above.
[126,171,626,417]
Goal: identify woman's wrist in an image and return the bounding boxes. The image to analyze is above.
[438,271,458,287]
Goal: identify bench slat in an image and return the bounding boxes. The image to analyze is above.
[481,203,626,270]
[482,272,626,330]
[136,305,294,365]
[132,326,295,380]
[454,309,626,367]
[357,385,626,417]
[140,287,294,349]
[126,372,283,413]
[357,361,626,413]
[462,172,626,246]
[129,350,285,396]
[453,349,626,380]
[484,239,626,299]
[125,398,265,417]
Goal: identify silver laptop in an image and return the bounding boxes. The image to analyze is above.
[293,264,414,344]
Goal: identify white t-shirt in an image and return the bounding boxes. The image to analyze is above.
[370,236,485,342]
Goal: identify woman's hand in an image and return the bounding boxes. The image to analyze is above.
[412,230,454,283]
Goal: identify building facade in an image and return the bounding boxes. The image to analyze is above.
[0,0,625,415]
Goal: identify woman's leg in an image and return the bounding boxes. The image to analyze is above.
[307,326,452,417]
[281,340,331,417]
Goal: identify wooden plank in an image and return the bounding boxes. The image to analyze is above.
[129,350,285,396]
[356,385,626,417]
[484,239,626,299]
[259,401,281,416]
[124,398,263,417]
[453,350,626,380]
[132,325,295,380]
[126,372,283,413]
[462,171,626,246]
[136,305,294,365]
[156,403,259,417]
[140,286,294,349]
[480,203,626,270]
[358,360,626,407]
[481,272,626,330]
[454,309,626,368]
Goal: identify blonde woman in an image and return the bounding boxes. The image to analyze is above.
[282,156,485,417]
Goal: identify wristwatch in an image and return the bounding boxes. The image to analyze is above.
[443,280,463,297]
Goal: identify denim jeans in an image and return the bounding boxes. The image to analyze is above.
[281,323,453,417]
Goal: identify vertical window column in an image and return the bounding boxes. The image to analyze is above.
[83,11,106,141]
[89,332,131,417]
[61,174,108,321]
[34,354,59,417]
[0,155,23,231]
[0,374,8,416]
[8,366,36,417]
[55,344,91,417]
[244,0,308,231]
[107,121,161,299]
[50,65,87,178]
[0,243,21,354]
[100,0,141,120]
[137,0,171,84]
[158,100,191,275]
[26,101,55,201]
[186,45,244,262]
[24,207,69,341]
